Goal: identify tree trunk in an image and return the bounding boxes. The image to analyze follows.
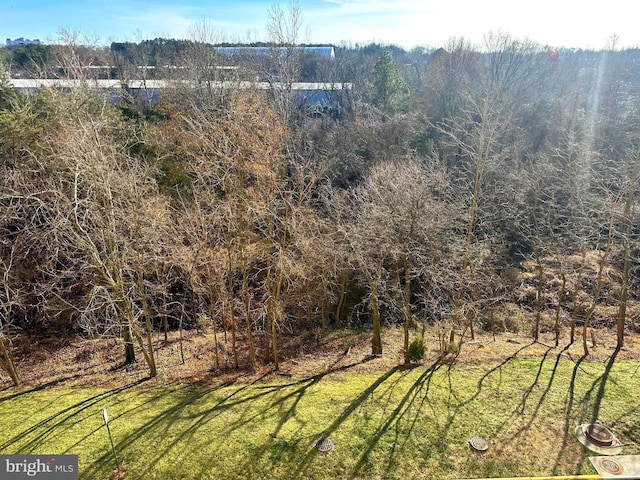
[583,230,613,357]
[242,254,256,370]
[179,302,185,364]
[162,292,169,342]
[141,317,157,377]
[335,271,347,328]
[569,249,585,345]
[370,278,382,356]
[617,235,629,350]
[271,252,285,371]
[321,290,327,333]
[0,333,20,386]
[617,191,634,350]
[137,259,156,377]
[237,196,258,370]
[208,280,220,370]
[224,248,232,342]
[271,306,279,370]
[534,259,543,342]
[264,257,273,365]
[122,321,136,365]
[554,272,566,347]
[401,257,411,364]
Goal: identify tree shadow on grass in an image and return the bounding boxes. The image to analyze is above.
[489,346,563,446]
[223,355,383,476]
[80,374,251,479]
[228,353,378,440]
[429,341,534,432]
[374,341,571,479]
[0,373,93,403]
[453,341,535,410]
[85,355,378,479]
[292,346,529,480]
[0,378,149,453]
[572,348,626,472]
[515,347,555,415]
[460,343,625,477]
[380,341,538,479]
[291,363,408,478]
[360,361,441,479]
[587,348,620,424]
[551,348,620,476]
[308,343,532,479]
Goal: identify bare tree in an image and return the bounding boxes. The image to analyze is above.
[37,89,164,376]
[265,1,308,126]
[616,155,639,349]
[421,37,481,125]
[437,94,513,341]
[160,87,286,370]
[340,158,455,358]
[0,245,21,385]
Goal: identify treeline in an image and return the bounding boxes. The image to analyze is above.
[1,31,639,385]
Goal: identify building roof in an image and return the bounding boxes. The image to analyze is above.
[8,78,352,91]
[6,38,41,46]
[216,46,335,59]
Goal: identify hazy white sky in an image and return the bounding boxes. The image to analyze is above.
[1,0,637,49]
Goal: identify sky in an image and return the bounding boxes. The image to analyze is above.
[1,0,639,50]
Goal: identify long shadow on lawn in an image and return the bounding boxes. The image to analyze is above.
[432,341,534,433]
[293,345,532,480]
[85,356,376,479]
[337,344,534,479]
[156,357,379,471]
[291,363,409,478]
[572,348,622,473]
[453,341,534,410]
[230,353,378,440]
[0,378,148,453]
[0,373,92,403]
[551,348,620,475]
[224,355,383,475]
[354,361,442,479]
[492,346,563,447]
[361,341,537,479]
[392,341,533,435]
[587,348,619,424]
[81,373,261,479]
[483,345,626,475]
[515,347,555,416]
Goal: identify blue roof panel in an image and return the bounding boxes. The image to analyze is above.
[216,46,334,58]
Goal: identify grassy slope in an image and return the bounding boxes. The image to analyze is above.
[1,351,639,480]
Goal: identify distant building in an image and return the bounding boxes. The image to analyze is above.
[216,46,335,60]
[7,79,353,116]
[6,38,42,47]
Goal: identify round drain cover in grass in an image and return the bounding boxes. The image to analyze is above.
[574,423,623,455]
[585,423,614,446]
[315,437,334,455]
[468,436,488,451]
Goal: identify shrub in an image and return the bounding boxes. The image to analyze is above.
[408,336,426,362]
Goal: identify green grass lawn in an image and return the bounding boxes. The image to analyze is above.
[1,353,638,479]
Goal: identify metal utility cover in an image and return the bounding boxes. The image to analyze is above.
[589,455,640,479]
[468,436,489,451]
[315,437,334,455]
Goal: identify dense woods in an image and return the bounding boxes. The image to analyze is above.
[1,29,639,385]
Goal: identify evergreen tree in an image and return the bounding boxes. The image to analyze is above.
[371,51,408,114]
